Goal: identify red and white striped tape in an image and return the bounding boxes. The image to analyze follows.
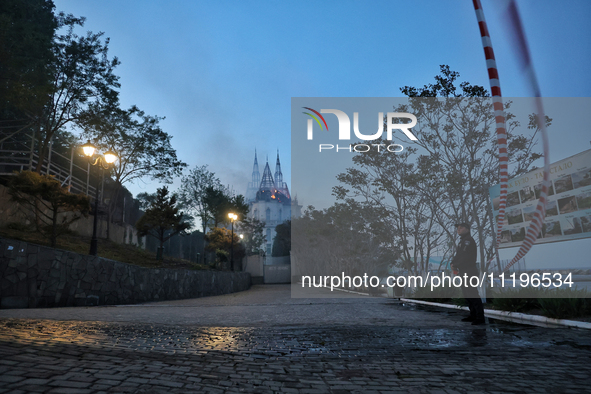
[472,0,551,272]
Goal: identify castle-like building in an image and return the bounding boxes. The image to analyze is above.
[246,150,301,255]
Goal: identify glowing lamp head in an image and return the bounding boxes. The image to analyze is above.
[82,141,96,157]
[228,213,237,221]
[103,150,117,164]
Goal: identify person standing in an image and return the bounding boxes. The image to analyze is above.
[450,222,485,325]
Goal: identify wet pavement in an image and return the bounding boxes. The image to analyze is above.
[1,285,590,393]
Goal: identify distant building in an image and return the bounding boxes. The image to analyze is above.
[246,150,301,255]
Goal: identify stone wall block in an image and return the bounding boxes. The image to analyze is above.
[1,277,13,291]
[26,266,38,277]
[6,273,19,284]
[37,280,47,294]
[80,280,92,291]
[72,255,86,270]
[0,257,8,278]
[53,250,62,263]
[26,256,38,270]
[49,267,61,278]
[15,280,27,295]
[28,278,38,298]
[46,254,54,272]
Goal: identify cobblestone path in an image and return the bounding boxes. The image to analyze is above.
[0,285,590,393]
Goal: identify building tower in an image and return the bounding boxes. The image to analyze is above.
[245,149,261,202]
[248,152,293,256]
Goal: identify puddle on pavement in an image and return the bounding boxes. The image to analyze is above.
[1,317,588,357]
[390,300,584,349]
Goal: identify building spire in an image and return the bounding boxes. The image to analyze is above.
[274,149,283,185]
[252,148,260,184]
[245,149,261,202]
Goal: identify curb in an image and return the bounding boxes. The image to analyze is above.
[296,282,372,296]
[400,298,591,330]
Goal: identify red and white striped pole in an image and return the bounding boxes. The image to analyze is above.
[472,0,551,272]
[472,0,509,248]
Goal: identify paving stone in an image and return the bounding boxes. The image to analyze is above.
[0,285,590,393]
[0,374,25,383]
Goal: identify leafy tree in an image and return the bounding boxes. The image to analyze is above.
[399,65,548,272]
[135,186,191,260]
[204,227,241,252]
[80,105,186,186]
[230,194,249,220]
[8,170,90,247]
[202,186,229,228]
[203,186,249,228]
[331,66,546,276]
[204,227,244,269]
[292,202,389,280]
[333,143,435,274]
[135,191,157,210]
[31,13,121,173]
[178,165,223,235]
[0,0,57,123]
[325,66,549,276]
[79,104,186,237]
[272,220,291,257]
[238,217,265,255]
[178,166,249,264]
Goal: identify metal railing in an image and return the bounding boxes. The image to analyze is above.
[0,130,96,197]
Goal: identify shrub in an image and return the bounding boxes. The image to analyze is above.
[8,170,90,247]
[538,288,591,319]
[5,222,30,231]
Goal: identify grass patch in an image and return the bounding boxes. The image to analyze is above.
[489,286,591,320]
[538,288,591,320]
[489,287,546,313]
[409,281,591,320]
[0,225,210,270]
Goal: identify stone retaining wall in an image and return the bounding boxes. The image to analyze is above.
[0,185,141,247]
[0,237,250,309]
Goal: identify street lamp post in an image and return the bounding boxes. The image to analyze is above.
[228,213,238,271]
[81,141,117,256]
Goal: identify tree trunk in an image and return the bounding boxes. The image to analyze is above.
[34,134,51,173]
[158,228,165,260]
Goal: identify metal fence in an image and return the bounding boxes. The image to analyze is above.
[0,129,96,197]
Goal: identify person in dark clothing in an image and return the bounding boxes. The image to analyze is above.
[450,222,485,325]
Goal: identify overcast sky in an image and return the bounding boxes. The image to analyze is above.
[53,0,591,268]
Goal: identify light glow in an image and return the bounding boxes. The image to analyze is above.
[81,141,96,157]
[104,151,118,164]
